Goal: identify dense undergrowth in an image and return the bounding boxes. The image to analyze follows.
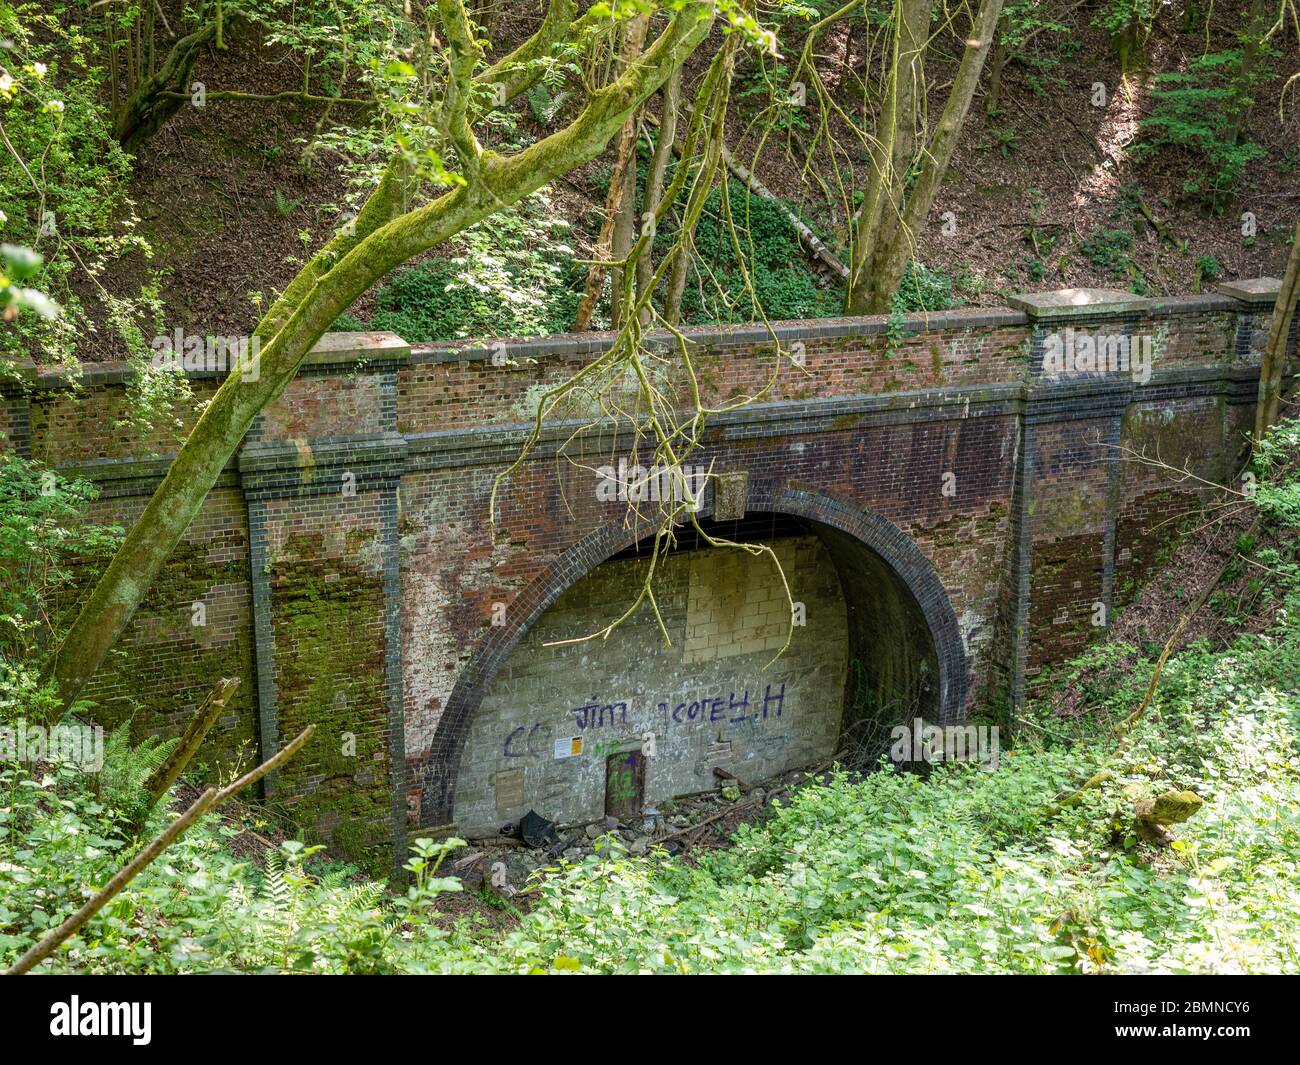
[2,421,1298,974]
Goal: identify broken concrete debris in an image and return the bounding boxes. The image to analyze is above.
[449,763,820,895]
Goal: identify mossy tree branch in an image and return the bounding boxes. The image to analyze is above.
[113,20,218,150]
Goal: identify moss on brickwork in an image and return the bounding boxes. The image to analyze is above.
[269,537,393,876]
[1124,401,1232,486]
[694,353,723,400]
[1114,489,1195,608]
[1037,485,1106,541]
[79,522,258,781]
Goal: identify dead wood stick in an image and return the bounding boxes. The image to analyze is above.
[659,797,762,843]
[1136,199,1179,248]
[4,725,314,976]
[145,676,241,806]
[1133,790,1203,845]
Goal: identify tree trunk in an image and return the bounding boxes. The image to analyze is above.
[648,42,735,328]
[849,0,1005,314]
[1224,0,1272,146]
[845,0,906,312]
[610,122,642,328]
[575,14,650,331]
[861,0,931,291]
[663,117,725,327]
[635,67,682,323]
[663,226,691,324]
[1255,221,1300,440]
[986,25,1006,116]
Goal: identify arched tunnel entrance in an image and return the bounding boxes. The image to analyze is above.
[424,491,967,834]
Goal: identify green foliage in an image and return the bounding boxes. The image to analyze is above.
[1079,228,1133,277]
[240,0,408,97]
[1096,0,1156,38]
[1195,253,1222,282]
[0,4,189,435]
[1135,51,1266,209]
[986,124,1020,157]
[1095,0,1155,69]
[892,260,958,313]
[340,189,581,341]
[736,60,810,134]
[0,453,121,664]
[273,188,301,217]
[527,81,570,126]
[0,752,467,972]
[1001,0,1069,53]
[0,242,58,320]
[669,178,840,324]
[0,4,158,373]
[1251,418,1300,540]
[96,724,176,827]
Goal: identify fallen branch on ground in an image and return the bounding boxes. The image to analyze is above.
[5,725,314,975]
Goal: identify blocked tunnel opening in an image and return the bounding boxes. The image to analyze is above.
[604,513,944,766]
[429,499,963,836]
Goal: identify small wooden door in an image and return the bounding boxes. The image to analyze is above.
[605,751,645,820]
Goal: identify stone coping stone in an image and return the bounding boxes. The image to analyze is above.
[1216,278,1282,305]
[301,331,410,367]
[238,431,408,471]
[1007,288,1152,320]
[3,331,410,390]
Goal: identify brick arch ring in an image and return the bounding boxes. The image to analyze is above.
[419,480,969,826]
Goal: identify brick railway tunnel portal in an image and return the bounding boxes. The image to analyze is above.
[429,491,966,836]
[31,283,1281,870]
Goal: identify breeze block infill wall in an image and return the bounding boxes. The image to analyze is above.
[2,281,1291,874]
